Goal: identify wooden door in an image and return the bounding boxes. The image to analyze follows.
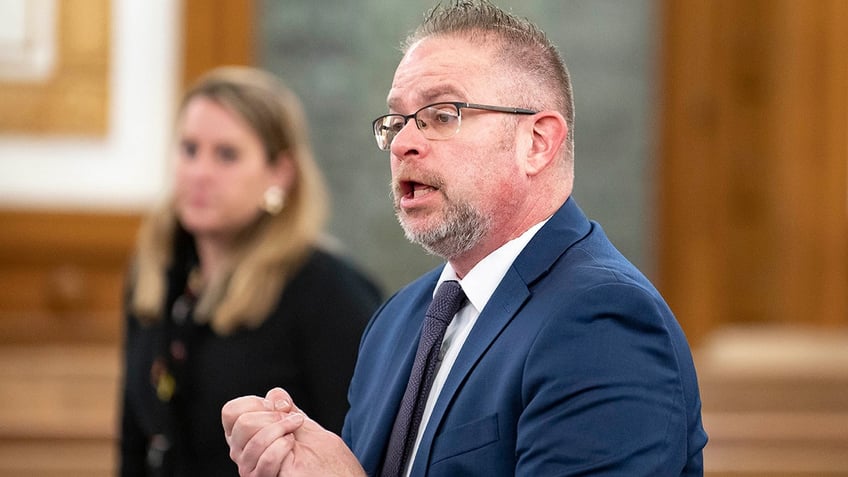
[657,0,848,346]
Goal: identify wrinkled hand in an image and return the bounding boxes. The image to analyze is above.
[222,388,366,477]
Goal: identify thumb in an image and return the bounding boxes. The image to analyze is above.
[263,387,305,415]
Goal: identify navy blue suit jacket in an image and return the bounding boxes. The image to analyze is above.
[342,198,707,476]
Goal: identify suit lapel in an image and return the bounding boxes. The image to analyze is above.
[409,198,592,475]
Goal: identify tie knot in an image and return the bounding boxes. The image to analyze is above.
[426,280,467,325]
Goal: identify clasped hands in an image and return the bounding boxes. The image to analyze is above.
[222,387,366,477]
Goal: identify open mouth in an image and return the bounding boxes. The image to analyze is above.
[400,180,438,200]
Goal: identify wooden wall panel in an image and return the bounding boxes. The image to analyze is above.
[696,326,848,476]
[0,345,119,477]
[0,210,142,344]
[657,0,848,345]
[770,0,848,327]
[0,0,110,135]
[181,0,255,87]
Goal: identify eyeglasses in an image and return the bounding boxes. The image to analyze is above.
[371,101,537,151]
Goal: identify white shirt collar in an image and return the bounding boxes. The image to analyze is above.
[435,217,550,314]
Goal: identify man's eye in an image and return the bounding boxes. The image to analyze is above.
[434,112,456,124]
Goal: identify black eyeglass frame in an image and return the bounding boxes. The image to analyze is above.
[371,101,538,151]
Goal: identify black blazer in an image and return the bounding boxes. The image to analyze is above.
[120,248,382,477]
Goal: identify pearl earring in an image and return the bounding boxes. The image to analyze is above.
[262,185,285,215]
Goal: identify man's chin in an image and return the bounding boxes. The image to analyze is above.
[398,219,436,245]
[397,206,428,227]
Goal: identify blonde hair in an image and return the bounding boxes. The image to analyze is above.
[130,66,329,335]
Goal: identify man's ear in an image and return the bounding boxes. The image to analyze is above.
[523,111,568,176]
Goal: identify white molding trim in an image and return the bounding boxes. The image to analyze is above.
[0,0,56,81]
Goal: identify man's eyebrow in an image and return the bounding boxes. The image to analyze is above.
[421,87,465,105]
[386,87,464,112]
[423,87,462,102]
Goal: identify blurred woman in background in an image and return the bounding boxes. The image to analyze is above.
[119,66,382,476]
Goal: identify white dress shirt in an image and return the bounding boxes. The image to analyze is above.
[403,218,549,476]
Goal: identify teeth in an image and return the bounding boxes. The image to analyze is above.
[412,184,435,198]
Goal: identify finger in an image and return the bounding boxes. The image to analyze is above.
[228,410,289,452]
[235,413,304,475]
[263,387,297,413]
[237,435,295,477]
[222,395,267,437]
[255,434,296,477]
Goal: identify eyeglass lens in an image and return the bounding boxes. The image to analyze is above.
[374,103,462,150]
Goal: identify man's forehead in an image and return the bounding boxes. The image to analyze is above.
[386,38,494,110]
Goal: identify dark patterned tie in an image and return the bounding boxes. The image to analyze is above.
[380,280,467,477]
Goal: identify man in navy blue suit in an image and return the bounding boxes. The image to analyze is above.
[222,1,708,475]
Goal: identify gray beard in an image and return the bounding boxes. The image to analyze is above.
[394,197,491,260]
